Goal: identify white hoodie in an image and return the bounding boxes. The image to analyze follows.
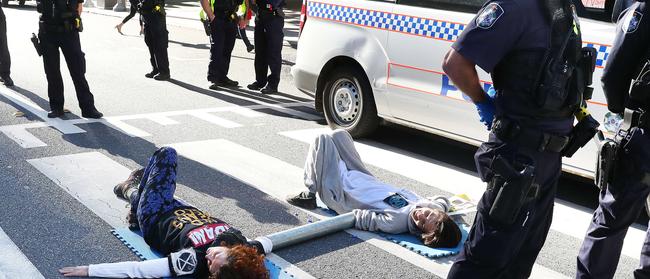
[332,161,450,235]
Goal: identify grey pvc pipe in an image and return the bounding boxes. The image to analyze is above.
[265,212,356,252]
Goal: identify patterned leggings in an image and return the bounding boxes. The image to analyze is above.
[130,147,187,236]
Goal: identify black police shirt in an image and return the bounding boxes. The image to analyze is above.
[38,0,83,23]
[602,1,650,113]
[145,206,263,277]
[452,0,550,74]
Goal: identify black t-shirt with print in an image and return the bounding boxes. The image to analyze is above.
[145,206,264,277]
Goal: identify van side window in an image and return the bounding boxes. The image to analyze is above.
[396,0,485,13]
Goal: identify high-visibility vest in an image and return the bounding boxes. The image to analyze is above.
[199,0,246,20]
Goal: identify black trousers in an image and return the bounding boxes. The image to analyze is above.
[448,132,564,279]
[207,16,236,82]
[39,29,96,112]
[577,129,650,279]
[254,13,283,89]
[142,13,169,75]
[0,7,10,77]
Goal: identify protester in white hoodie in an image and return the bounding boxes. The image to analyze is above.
[287,130,462,248]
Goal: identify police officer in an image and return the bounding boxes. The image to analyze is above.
[0,5,12,87]
[36,0,102,118]
[246,0,284,94]
[577,1,650,278]
[139,0,170,81]
[200,0,245,89]
[442,0,593,277]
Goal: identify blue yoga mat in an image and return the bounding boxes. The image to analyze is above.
[111,228,295,279]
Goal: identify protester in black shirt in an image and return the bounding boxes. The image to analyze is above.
[59,147,270,278]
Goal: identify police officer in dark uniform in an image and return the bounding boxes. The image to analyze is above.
[246,0,284,94]
[0,5,12,87]
[36,0,103,118]
[442,0,596,277]
[139,0,170,81]
[201,0,244,89]
[577,1,650,277]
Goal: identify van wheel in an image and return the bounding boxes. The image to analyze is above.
[18,0,24,6]
[322,66,378,138]
[1,0,8,7]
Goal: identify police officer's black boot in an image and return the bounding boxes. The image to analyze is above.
[247,81,266,91]
[47,109,65,118]
[153,72,170,81]
[261,86,278,94]
[145,70,159,78]
[0,75,13,87]
[82,107,104,119]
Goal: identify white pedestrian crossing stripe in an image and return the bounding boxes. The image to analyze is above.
[0,227,45,279]
[0,98,317,149]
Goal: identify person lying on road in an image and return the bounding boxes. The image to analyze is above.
[287,130,462,248]
[59,147,270,279]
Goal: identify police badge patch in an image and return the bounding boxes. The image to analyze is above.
[476,3,504,29]
[622,10,643,33]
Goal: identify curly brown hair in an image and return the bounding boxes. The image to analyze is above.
[420,213,462,248]
[210,244,269,279]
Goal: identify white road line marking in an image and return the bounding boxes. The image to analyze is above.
[146,115,180,125]
[279,128,647,261]
[0,101,314,148]
[265,254,316,279]
[0,226,45,279]
[188,112,242,128]
[168,139,564,278]
[27,152,314,279]
[230,107,265,118]
[0,123,48,148]
[28,152,132,228]
[102,119,153,138]
[0,87,86,134]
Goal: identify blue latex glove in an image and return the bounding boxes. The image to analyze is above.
[475,87,496,130]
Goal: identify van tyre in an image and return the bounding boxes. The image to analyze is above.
[1,0,8,7]
[19,0,24,6]
[322,66,379,138]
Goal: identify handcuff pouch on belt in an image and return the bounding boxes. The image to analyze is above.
[487,155,538,226]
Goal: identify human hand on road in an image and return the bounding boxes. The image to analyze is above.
[59,266,89,277]
[474,87,496,130]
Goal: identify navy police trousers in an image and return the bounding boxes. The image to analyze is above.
[142,13,169,76]
[207,16,237,83]
[577,128,650,279]
[253,12,283,90]
[448,133,563,279]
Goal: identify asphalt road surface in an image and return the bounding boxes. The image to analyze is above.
[0,2,646,278]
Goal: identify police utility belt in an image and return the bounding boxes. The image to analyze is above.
[492,117,569,153]
[39,17,83,32]
[258,4,284,18]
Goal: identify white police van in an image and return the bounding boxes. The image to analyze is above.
[291,0,618,178]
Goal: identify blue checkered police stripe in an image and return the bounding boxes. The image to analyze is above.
[307,1,612,67]
[584,42,611,68]
[307,1,464,41]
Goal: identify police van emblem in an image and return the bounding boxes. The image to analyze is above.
[476,3,504,29]
[623,11,643,33]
